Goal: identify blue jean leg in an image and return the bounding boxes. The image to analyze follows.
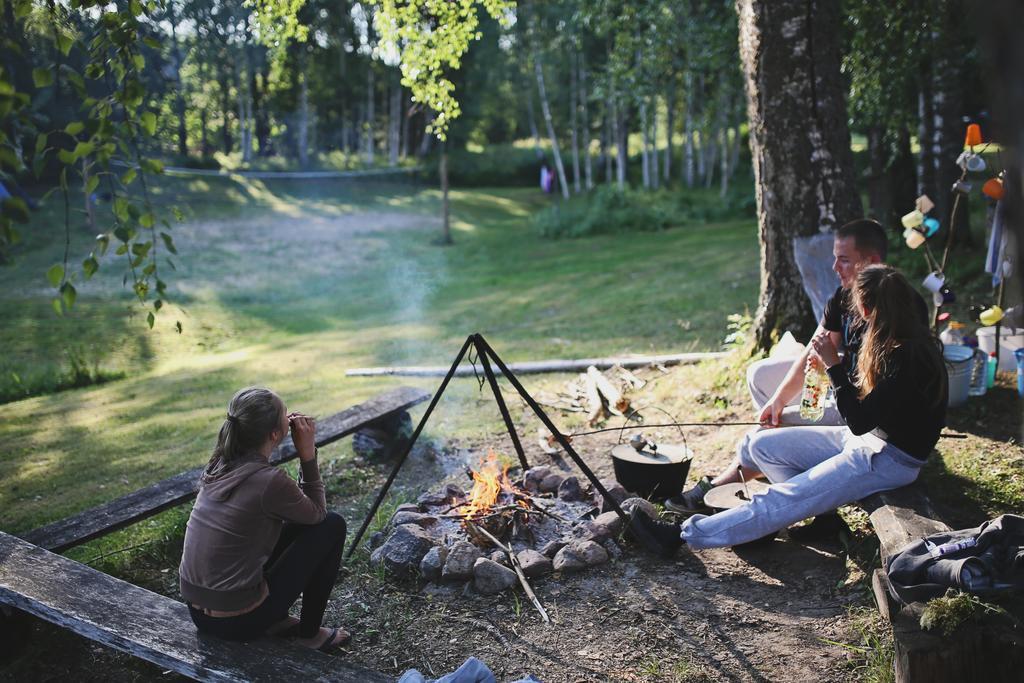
[739,425,849,483]
[682,436,922,550]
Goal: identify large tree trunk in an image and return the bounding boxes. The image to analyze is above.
[218,65,233,154]
[737,0,863,349]
[978,1,1024,307]
[615,98,627,189]
[534,55,570,199]
[401,88,411,160]
[603,105,613,183]
[651,96,660,189]
[524,72,544,160]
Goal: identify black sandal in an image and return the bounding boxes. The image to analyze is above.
[317,627,352,652]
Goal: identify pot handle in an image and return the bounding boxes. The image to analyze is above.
[616,406,689,454]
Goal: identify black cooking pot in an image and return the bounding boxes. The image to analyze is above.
[610,442,692,501]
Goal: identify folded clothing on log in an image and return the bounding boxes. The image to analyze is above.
[886,513,1024,604]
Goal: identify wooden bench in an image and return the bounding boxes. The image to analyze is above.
[0,531,388,682]
[21,386,430,553]
[862,484,1024,682]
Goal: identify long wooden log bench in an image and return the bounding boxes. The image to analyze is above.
[0,532,389,682]
[21,386,430,553]
[2,386,430,680]
[862,484,1024,682]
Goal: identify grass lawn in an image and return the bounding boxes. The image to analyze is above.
[0,175,760,535]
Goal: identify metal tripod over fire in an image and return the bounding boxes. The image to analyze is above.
[346,333,635,559]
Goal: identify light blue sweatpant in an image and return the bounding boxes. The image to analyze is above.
[680,425,923,550]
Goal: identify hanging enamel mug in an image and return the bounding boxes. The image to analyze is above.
[923,217,940,237]
[952,179,973,195]
[933,291,945,307]
[966,154,986,173]
[941,286,956,304]
[901,209,924,229]
[904,227,926,249]
[922,271,946,293]
[980,305,1005,326]
[983,177,1005,200]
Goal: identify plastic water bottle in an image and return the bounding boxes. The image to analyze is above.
[1016,348,1024,397]
[968,349,988,397]
[987,352,998,388]
[799,365,828,422]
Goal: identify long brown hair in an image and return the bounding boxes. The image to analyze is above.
[852,265,946,405]
[205,387,284,476]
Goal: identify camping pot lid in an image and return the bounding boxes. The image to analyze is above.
[611,442,691,465]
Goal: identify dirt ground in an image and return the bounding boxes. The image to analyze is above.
[7,359,1020,682]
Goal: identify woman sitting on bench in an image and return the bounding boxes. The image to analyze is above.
[179,387,351,651]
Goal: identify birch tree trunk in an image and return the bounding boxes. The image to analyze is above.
[664,76,675,182]
[719,127,730,198]
[365,67,375,165]
[534,56,570,199]
[297,70,310,168]
[684,73,695,188]
[737,0,862,349]
[651,96,660,189]
[389,77,401,166]
[525,75,543,160]
[440,138,452,245]
[703,128,717,188]
[616,101,627,189]
[603,105,613,183]
[569,53,581,193]
[580,56,593,190]
[640,100,650,189]
[219,66,233,154]
[729,125,741,176]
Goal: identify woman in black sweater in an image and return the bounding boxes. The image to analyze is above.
[631,265,948,553]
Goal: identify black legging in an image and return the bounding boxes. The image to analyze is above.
[188,512,347,641]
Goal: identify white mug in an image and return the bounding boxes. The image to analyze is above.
[922,271,946,293]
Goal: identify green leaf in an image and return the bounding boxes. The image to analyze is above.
[32,67,54,88]
[72,141,94,159]
[34,132,47,155]
[172,206,184,221]
[141,158,163,175]
[154,299,163,311]
[140,212,154,228]
[58,149,76,165]
[85,175,99,194]
[147,311,155,329]
[113,198,130,222]
[120,167,137,185]
[131,241,151,257]
[46,263,64,287]
[160,232,178,254]
[1,197,30,223]
[140,111,157,136]
[65,121,85,136]
[60,282,77,309]
[143,262,156,276]
[82,256,99,278]
[132,54,145,70]
[175,320,183,334]
[143,36,161,49]
[56,31,74,56]
[52,298,63,316]
[115,243,128,256]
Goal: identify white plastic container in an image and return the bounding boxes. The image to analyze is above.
[943,345,974,408]
[977,326,1024,372]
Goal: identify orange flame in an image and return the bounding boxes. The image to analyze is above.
[463,451,515,519]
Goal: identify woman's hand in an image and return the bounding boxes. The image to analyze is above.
[810,330,840,369]
[288,412,317,462]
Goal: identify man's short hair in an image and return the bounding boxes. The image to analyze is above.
[836,219,888,261]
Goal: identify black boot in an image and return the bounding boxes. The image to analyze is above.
[626,509,684,558]
[788,512,851,545]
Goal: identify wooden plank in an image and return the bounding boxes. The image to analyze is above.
[22,386,430,553]
[862,483,952,561]
[0,532,387,682]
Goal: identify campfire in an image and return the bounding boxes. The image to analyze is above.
[458,453,535,545]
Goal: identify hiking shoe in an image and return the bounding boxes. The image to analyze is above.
[664,476,715,515]
[788,512,852,546]
[626,509,684,558]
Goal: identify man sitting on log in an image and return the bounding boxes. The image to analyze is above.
[664,219,926,542]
